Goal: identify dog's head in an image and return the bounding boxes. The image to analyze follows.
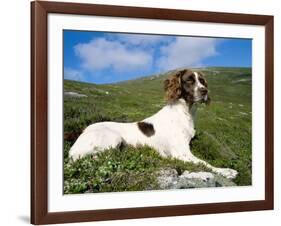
[164,69,210,106]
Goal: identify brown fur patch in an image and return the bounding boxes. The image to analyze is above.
[137,122,155,137]
[164,69,188,102]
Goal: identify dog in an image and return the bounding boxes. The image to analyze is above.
[69,69,238,179]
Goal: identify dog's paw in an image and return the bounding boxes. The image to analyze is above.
[215,168,238,179]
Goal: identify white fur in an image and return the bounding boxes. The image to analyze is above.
[69,98,238,179]
[194,71,206,101]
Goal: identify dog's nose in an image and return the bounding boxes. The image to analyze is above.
[199,87,208,95]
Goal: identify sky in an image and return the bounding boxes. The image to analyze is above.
[63,30,252,84]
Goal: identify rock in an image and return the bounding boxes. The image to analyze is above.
[180,171,214,181]
[212,174,236,187]
[157,169,236,190]
[157,168,178,189]
[239,112,248,116]
[174,171,216,189]
[64,91,87,98]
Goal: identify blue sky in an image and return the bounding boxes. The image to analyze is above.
[64,30,252,84]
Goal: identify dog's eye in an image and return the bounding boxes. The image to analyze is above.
[199,78,205,85]
[186,77,195,83]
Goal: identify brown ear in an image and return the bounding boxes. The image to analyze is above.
[164,70,187,102]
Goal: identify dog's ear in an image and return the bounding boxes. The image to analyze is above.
[164,70,187,102]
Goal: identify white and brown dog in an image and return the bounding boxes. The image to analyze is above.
[69,69,238,179]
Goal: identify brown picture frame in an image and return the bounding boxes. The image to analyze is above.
[31,1,274,224]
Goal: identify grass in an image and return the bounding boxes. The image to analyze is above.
[64,144,209,193]
[63,67,252,194]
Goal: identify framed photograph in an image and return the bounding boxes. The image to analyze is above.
[31,1,274,224]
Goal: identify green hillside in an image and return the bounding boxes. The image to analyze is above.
[64,67,252,194]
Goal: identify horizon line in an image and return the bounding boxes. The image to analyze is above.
[64,66,252,85]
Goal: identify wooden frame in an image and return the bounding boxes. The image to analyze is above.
[31,1,274,224]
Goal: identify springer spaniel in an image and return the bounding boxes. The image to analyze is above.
[69,69,238,179]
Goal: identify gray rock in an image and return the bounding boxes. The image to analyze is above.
[64,91,87,98]
[174,171,216,189]
[212,174,236,187]
[157,169,236,189]
[157,168,178,189]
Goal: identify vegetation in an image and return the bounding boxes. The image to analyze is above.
[64,67,252,194]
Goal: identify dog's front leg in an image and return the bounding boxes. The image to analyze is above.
[187,153,238,179]
[176,147,238,179]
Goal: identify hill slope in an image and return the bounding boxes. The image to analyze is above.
[64,67,252,193]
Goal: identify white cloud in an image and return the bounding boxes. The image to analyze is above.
[156,37,218,71]
[64,68,84,81]
[74,38,153,72]
[71,35,220,80]
[108,33,173,46]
